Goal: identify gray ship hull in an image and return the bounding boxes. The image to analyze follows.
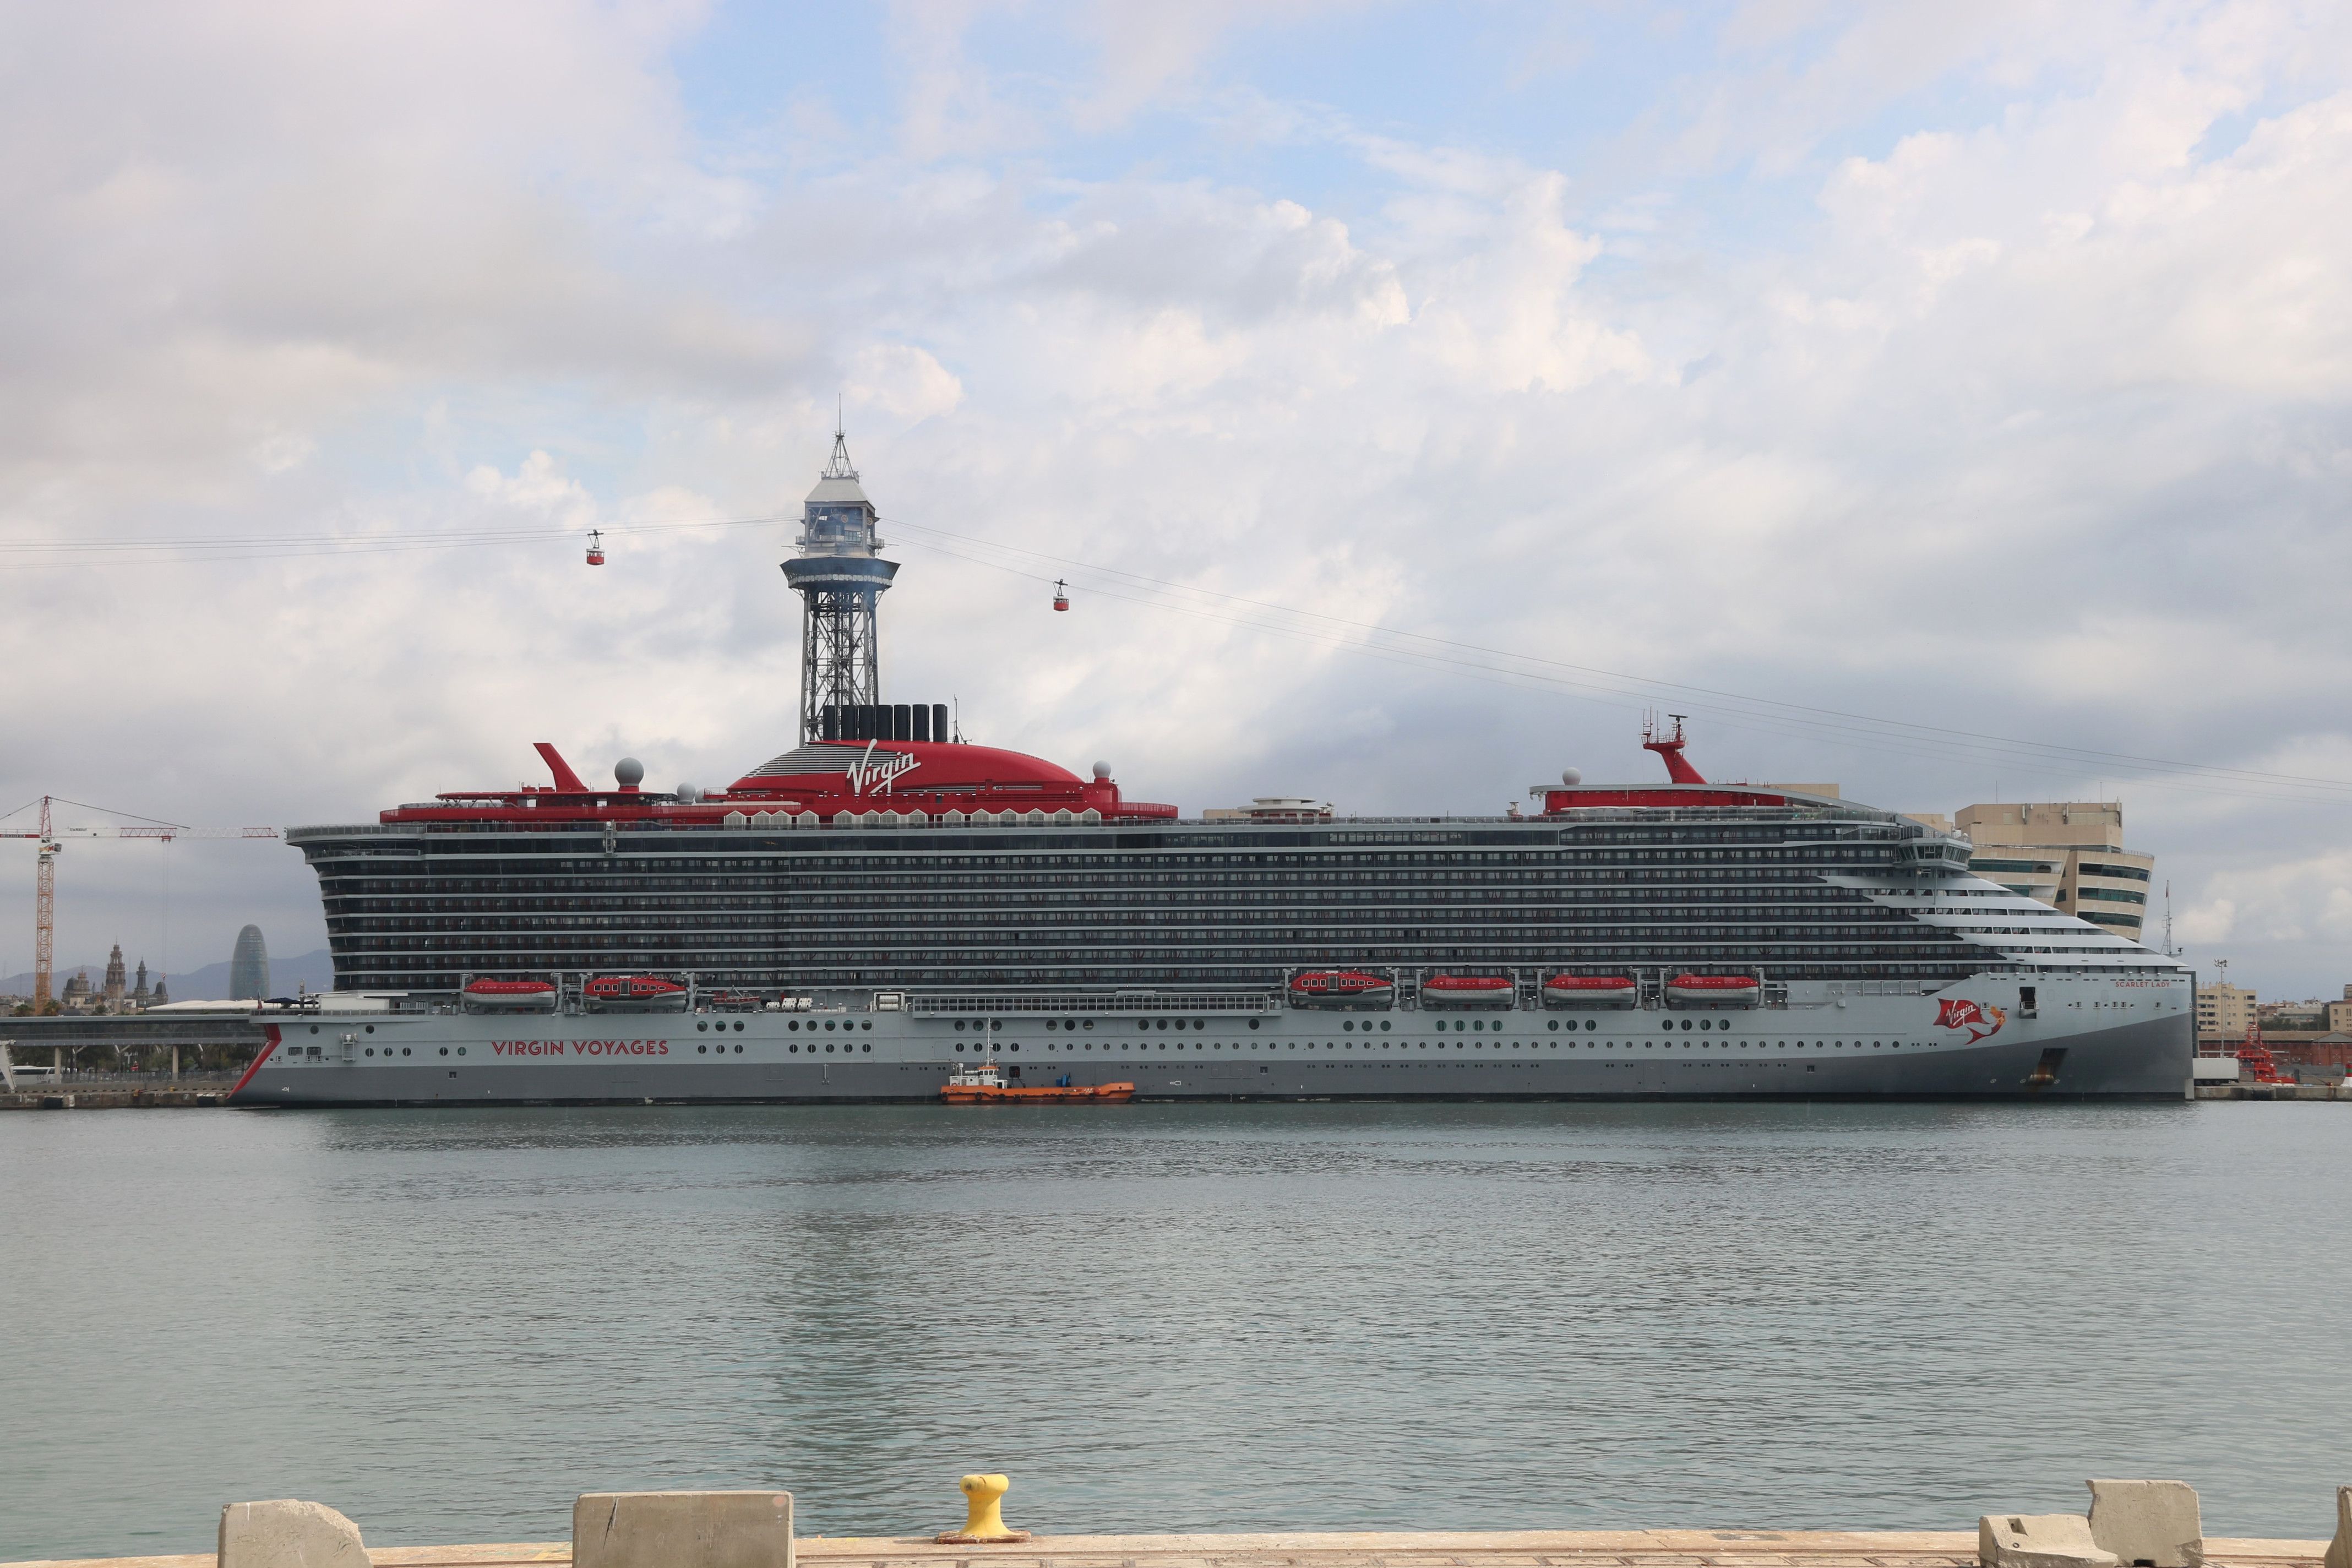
[232,972,2193,1106]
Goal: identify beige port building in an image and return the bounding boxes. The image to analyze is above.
[2196,981,2255,1044]
[1951,802,2156,943]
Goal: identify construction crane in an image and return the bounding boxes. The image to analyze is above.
[1,797,279,1010]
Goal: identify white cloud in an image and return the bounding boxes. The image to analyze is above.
[6,1,2352,999]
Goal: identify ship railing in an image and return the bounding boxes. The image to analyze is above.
[908,990,1280,1018]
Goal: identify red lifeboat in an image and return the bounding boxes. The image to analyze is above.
[1543,974,1638,1010]
[1420,973,1517,1010]
[1665,973,1761,1009]
[584,974,689,1012]
[462,978,557,1011]
[1289,970,1396,1010]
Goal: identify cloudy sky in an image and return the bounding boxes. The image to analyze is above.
[4,1,2349,999]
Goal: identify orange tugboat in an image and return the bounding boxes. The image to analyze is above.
[940,1057,1135,1104]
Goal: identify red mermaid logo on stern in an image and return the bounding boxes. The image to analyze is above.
[1935,997,2007,1043]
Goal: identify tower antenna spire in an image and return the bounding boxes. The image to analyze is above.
[823,396,857,480]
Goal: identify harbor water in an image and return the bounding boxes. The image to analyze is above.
[2,1101,2344,1560]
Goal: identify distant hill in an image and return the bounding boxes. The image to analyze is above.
[1,946,336,1001]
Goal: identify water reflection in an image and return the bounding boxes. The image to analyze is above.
[1,1101,2342,1559]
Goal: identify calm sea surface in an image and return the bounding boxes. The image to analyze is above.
[2,1101,2345,1559]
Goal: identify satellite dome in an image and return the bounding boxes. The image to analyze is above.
[1092,761,1112,780]
[614,757,645,787]
[675,782,699,803]
[1561,767,1583,786]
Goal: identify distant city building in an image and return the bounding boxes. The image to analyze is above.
[229,924,271,1000]
[103,943,127,1010]
[150,974,168,1005]
[2244,986,2352,1077]
[59,967,94,1013]
[2196,981,2254,1044]
[132,959,150,1009]
[1953,802,2155,943]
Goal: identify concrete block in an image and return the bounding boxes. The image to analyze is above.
[217,1500,369,1568]
[2323,1486,2351,1568]
[1980,1513,2120,1568]
[2087,1479,2203,1568]
[573,1490,793,1568]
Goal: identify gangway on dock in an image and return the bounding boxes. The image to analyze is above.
[0,1041,64,1093]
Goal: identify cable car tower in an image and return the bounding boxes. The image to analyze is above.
[781,419,899,742]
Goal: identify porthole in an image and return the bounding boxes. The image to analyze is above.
[401,1047,411,1056]
[698,1021,709,1032]
[1008,1043,1019,1053]
[1700,1018,1712,1031]
[364,1048,374,1057]
[825,1021,836,1031]
[438,1047,449,1057]
[955,1021,965,1032]
[1380,1020,1391,1031]
[790,1020,800,1032]
[1343,1020,1354,1032]
[1549,1020,1559,1032]
[1586,1020,1598,1032]
[364,1025,374,1033]
[698,1044,707,1054]
[862,1021,871,1031]
[825,1043,835,1053]
[737,1043,746,1053]
[862,1043,870,1052]
[309,1025,319,1035]
[734,1021,744,1032]
[456,1047,466,1056]
[1659,1021,1674,1033]
[1194,1018,1205,1028]
[1249,1020,1260,1030]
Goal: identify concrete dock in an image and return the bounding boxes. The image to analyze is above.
[5,1529,2338,1568]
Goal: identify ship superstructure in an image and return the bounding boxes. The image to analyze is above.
[239,444,2195,1105]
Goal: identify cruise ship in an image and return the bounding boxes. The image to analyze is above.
[231,438,2194,1106]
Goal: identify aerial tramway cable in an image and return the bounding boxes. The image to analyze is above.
[6,509,2349,805]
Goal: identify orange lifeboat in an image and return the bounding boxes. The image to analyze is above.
[1289,970,1395,1009]
[462,978,557,1011]
[1665,973,1761,1009]
[1420,973,1516,1009]
[584,974,689,1011]
[1543,974,1638,1009]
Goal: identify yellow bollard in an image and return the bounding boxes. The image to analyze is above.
[934,1473,1030,1544]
